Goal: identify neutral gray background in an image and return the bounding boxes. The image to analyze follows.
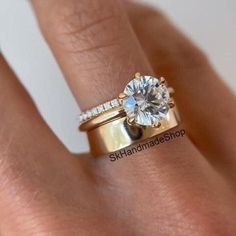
[0,0,235,153]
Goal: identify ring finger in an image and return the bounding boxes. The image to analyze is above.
[31,0,207,174]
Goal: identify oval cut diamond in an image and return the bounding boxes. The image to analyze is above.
[123,75,170,126]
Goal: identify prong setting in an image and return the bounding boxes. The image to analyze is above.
[118,92,127,99]
[168,87,175,95]
[152,122,161,128]
[127,117,135,126]
[168,98,175,108]
[160,77,166,84]
[134,72,141,79]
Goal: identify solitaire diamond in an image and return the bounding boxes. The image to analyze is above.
[122,75,170,126]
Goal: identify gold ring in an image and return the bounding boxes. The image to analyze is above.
[78,73,180,157]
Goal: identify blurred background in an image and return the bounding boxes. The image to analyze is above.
[0,0,235,153]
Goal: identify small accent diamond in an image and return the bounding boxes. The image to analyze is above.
[79,114,84,123]
[87,110,92,119]
[97,105,104,113]
[91,107,98,116]
[79,98,122,124]
[82,113,88,121]
[111,99,119,107]
[104,102,112,110]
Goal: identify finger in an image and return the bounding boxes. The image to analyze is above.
[0,54,87,234]
[28,3,236,234]
[30,0,218,184]
[31,0,152,110]
[30,0,201,159]
[0,54,66,159]
[125,2,236,169]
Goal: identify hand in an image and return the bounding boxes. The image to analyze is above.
[0,0,236,235]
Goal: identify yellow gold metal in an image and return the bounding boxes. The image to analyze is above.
[168,98,175,108]
[127,117,135,126]
[135,72,141,79]
[169,102,175,108]
[160,77,166,84]
[152,122,161,128]
[79,106,125,131]
[118,93,127,99]
[168,87,175,95]
[87,107,180,157]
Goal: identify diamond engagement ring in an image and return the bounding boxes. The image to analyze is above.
[79,73,180,157]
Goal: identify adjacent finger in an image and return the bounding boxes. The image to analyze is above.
[125,2,236,170]
[0,53,138,235]
[0,54,67,160]
[0,54,86,234]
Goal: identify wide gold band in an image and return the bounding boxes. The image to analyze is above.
[86,106,180,157]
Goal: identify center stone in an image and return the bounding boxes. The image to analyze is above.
[122,75,170,126]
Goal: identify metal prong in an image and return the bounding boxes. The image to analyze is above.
[168,87,175,95]
[127,117,135,126]
[160,77,166,84]
[168,98,175,108]
[118,93,127,99]
[152,122,161,128]
[135,72,141,79]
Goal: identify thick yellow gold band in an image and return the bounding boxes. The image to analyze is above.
[87,106,180,157]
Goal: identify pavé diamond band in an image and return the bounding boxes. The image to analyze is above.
[79,73,180,157]
[79,98,120,125]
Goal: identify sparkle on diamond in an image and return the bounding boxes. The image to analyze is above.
[123,75,170,126]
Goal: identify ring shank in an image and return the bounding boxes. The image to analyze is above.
[87,107,180,157]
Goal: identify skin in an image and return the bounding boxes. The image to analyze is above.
[0,0,236,235]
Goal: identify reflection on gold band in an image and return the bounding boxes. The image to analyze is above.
[86,106,180,157]
[79,106,125,131]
